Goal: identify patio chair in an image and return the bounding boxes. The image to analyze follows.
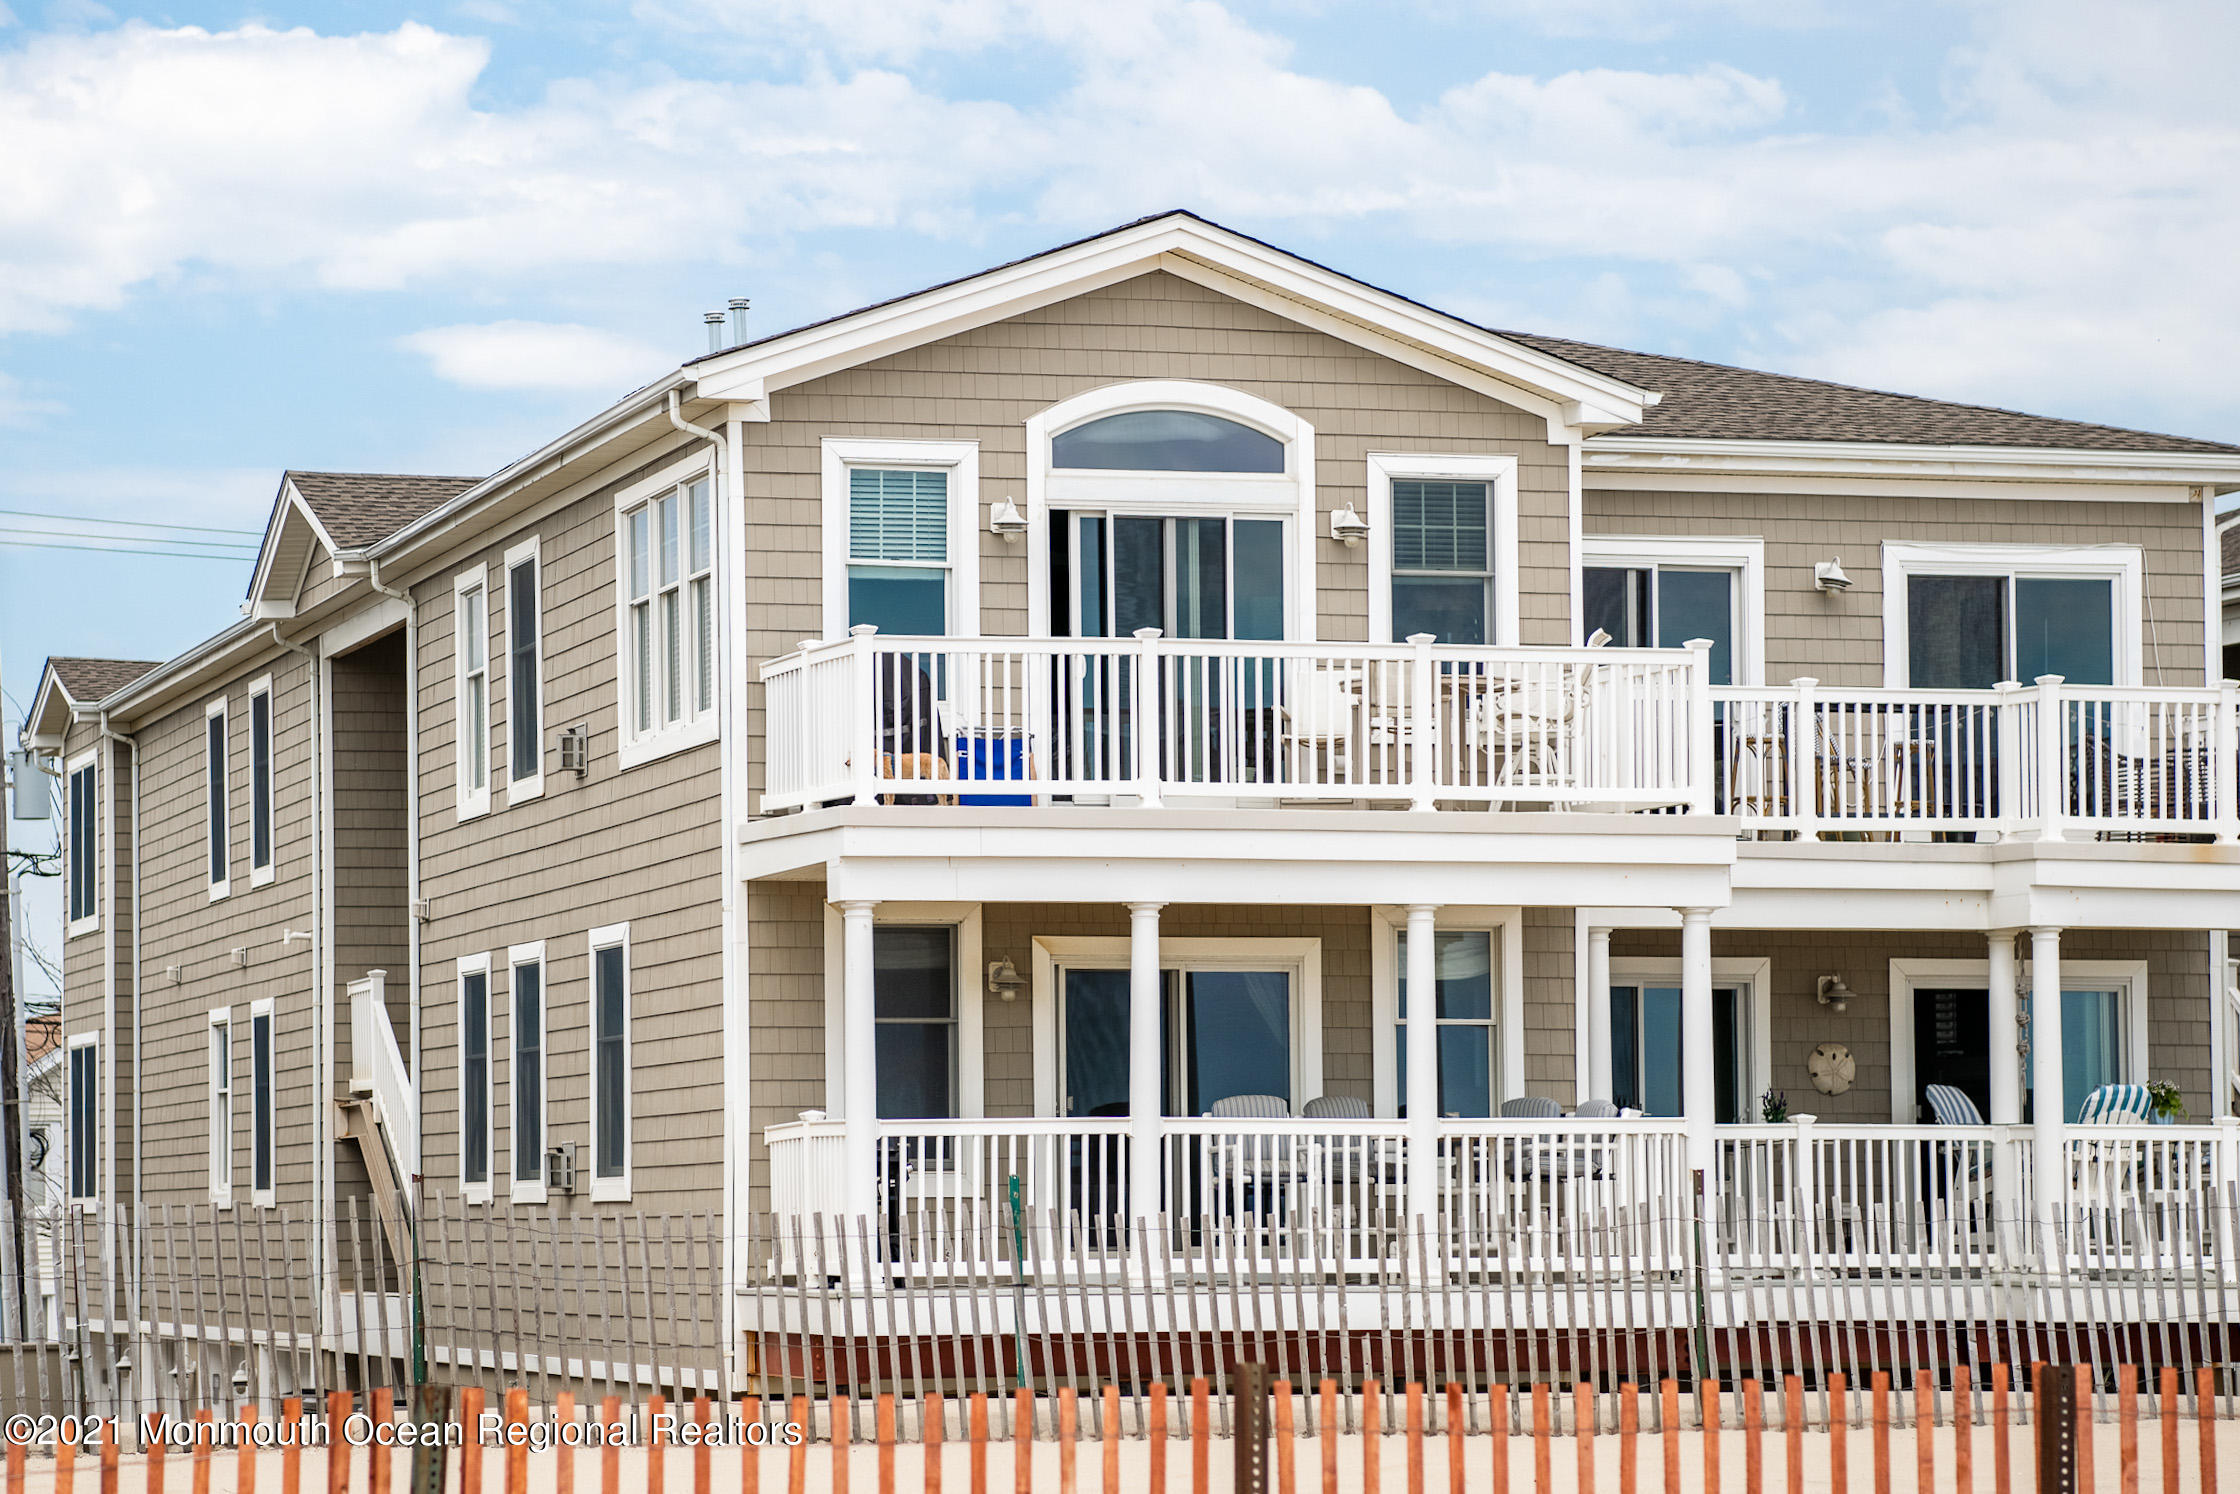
[2071,1083,2156,1224]
[1301,1095,1398,1216]
[1205,1094,1299,1215]
[1924,1084,1985,1126]
[1499,1097,1565,1119]
[1277,665,1367,789]
[1922,1084,1995,1211]
[2075,1084,2153,1125]
[1572,1099,1622,1118]
[1498,1096,1569,1184]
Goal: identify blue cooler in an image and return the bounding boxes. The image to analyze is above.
[955,731,1033,805]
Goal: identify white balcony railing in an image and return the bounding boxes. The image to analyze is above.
[761,629,1711,814]
[1715,676,2240,839]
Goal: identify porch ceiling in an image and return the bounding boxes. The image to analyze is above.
[739,804,1739,907]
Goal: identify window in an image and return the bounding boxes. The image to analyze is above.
[2021,987,2134,1124]
[250,1001,274,1204]
[1396,930,1498,1117]
[208,1012,232,1205]
[506,541,544,798]
[205,698,229,898]
[1391,481,1494,645]
[455,569,491,817]
[509,944,546,1202]
[1585,567,1737,684]
[66,753,96,934]
[248,677,274,886]
[874,927,956,1119]
[1051,410,1284,473]
[1884,543,2139,688]
[619,474,717,763]
[847,468,951,637]
[67,1037,97,1202]
[1609,983,1748,1123]
[1057,964,1299,1117]
[590,925,632,1200]
[459,957,492,1200]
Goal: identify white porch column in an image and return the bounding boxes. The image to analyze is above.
[1127,902,1165,1228]
[1987,930,2021,1125]
[2030,925,2067,1243]
[1404,905,1442,1224]
[1586,926,1614,1103]
[1679,908,1716,1173]
[839,899,881,1222]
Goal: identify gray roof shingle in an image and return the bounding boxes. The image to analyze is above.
[286,471,480,550]
[49,657,162,702]
[2222,519,2240,580]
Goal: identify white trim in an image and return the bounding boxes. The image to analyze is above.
[1025,381,1316,641]
[247,997,276,1209]
[613,460,722,771]
[1366,452,1521,647]
[587,921,633,1203]
[318,595,408,655]
[1580,534,1766,685]
[1886,956,2150,1123]
[207,1008,233,1209]
[457,953,494,1205]
[1027,934,1324,1119]
[1585,435,2240,491]
[820,437,982,642]
[453,566,492,819]
[246,674,275,888]
[64,748,99,938]
[502,536,546,803]
[819,902,986,1122]
[1370,908,1527,1117]
[204,695,231,901]
[1606,955,1773,1120]
[507,940,549,1205]
[1881,542,2145,687]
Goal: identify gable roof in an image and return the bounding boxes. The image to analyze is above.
[284,471,480,550]
[49,657,162,702]
[1502,333,2240,456]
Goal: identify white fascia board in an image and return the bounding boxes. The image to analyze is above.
[694,216,1652,431]
[22,668,78,748]
[1586,436,2240,490]
[245,484,337,615]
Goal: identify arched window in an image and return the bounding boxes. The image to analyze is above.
[1051,410,1284,473]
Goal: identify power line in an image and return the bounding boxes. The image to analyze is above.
[0,509,263,538]
[0,537,255,561]
[0,522,257,553]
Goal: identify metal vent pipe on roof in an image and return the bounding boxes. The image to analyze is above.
[704,311,727,354]
[728,298,750,346]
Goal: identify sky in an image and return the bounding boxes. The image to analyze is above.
[4,0,2240,993]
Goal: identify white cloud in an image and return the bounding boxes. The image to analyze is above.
[398,320,672,393]
[0,371,63,426]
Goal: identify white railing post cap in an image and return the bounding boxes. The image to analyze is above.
[850,623,879,637]
[1406,633,1436,645]
[2033,673,2064,687]
[1133,626,1163,641]
[1683,638,1713,652]
[1788,677,1819,689]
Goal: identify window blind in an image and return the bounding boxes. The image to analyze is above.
[849,469,948,563]
[1392,480,1489,571]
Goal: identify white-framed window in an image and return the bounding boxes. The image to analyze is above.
[249,999,275,1206]
[1580,535,1766,686]
[615,459,719,768]
[1888,956,2148,1125]
[1882,543,2143,689]
[454,567,492,818]
[208,1009,233,1206]
[821,438,981,641]
[67,1035,97,1203]
[823,903,988,1121]
[205,697,230,899]
[509,941,547,1204]
[589,923,632,1202]
[1368,453,1520,648]
[65,750,97,936]
[1606,957,1771,1123]
[458,955,493,1203]
[504,537,545,801]
[1371,909,1524,1118]
[247,675,274,887]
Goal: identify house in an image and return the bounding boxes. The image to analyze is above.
[18,212,2240,1377]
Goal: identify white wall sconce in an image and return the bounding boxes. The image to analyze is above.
[1816,974,1851,1012]
[1814,557,1852,592]
[1329,503,1369,546]
[989,497,1028,540]
[987,956,1027,1000]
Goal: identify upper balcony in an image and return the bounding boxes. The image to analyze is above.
[759,629,2240,845]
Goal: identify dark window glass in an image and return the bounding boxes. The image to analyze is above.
[1583,567,1650,647]
[250,691,272,870]
[1610,984,1744,1121]
[1392,482,1488,571]
[1658,570,1734,686]
[513,963,543,1183]
[1052,411,1283,472]
[2015,577,2114,686]
[70,1044,98,1199]
[1075,515,1106,638]
[509,560,540,781]
[1112,516,1165,637]
[69,765,95,922]
[874,928,954,1118]
[1062,968,1135,1117]
[461,973,489,1185]
[207,711,227,884]
[1173,518,1228,640]
[1393,577,1488,646]
[252,1011,273,1193]
[1397,931,1496,1117]
[594,944,628,1179]
[1908,574,2007,688]
[1182,970,1292,1114]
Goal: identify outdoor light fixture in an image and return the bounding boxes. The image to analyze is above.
[1814,556,1853,592]
[987,956,1027,999]
[1816,974,1851,1012]
[1329,503,1370,546]
[989,497,1028,540]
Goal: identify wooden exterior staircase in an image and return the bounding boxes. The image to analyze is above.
[338,970,415,1269]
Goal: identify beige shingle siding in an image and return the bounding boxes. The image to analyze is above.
[1586,487,2210,688]
[1521,909,1576,1105]
[744,882,829,1216]
[413,443,725,1221]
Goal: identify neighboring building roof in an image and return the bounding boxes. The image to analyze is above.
[1502,333,2240,456]
[47,657,161,702]
[22,1015,60,1069]
[285,471,480,550]
[2221,516,2240,581]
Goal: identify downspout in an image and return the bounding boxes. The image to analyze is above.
[87,707,132,1399]
[265,624,324,1358]
[127,721,143,1414]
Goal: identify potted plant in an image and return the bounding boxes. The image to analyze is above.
[1760,1089,1790,1123]
[2145,1080,2187,1123]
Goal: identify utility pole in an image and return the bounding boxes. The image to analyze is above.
[2,738,27,1342]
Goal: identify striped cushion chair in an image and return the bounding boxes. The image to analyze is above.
[1207,1093,1298,1201]
[1924,1084,1985,1127]
[2075,1083,2153,1125]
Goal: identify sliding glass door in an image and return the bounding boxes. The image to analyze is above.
[1058,964,1296,1117]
